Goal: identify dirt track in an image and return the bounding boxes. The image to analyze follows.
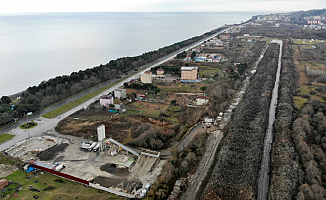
[181,130,223,200]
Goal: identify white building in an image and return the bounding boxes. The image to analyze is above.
[100,95,114,107]
[114,89,126,99]
[196,96,210,105]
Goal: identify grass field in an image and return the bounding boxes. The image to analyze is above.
[0,154,123,199]
[293,38,325,45]
[0,133,14,144]
[2,170,123,200]
[294,96,309,109]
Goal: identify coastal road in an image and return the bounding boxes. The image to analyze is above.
[0,25,233,151]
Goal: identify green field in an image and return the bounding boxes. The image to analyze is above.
[294,96,309,109]
[2,170,122,200]
[294,38,325,45]
[0,133,14,144]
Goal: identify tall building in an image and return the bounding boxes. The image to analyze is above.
[141,71,152,83]
[181,67,198,81]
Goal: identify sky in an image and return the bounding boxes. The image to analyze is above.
[0,0,325,14]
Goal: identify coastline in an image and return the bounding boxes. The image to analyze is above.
[8,90,25,101]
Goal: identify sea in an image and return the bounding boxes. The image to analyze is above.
[0,12,264,97]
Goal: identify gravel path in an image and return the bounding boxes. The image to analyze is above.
[180,130,223,200]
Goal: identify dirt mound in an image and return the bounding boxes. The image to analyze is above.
[91,176,124,188]
[37,143,69,161]
[117,179,142,193]
[130,155,159,179]
[100,163,129,176]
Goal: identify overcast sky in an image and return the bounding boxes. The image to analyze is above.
[0,0,325,14]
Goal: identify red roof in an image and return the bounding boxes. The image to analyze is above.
[157,68,164,71]
[144,71,152,74]
[196,96,210,99]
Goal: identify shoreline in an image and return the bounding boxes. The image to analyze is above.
[8,90,25,101]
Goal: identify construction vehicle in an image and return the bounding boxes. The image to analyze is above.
[88,142,98,151]
[93,143,101,152]
[54,163,66,172]
[81,142,91,149]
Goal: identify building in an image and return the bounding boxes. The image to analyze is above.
[114,89,126,99]
[196,96,210,105]
[181,67,198,81]
[100,95,114,107]
[220,34,230,40]
[157,68,164,75]
[141,71,152,83]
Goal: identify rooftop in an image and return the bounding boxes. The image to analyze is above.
[196,96,210,99]
[181,67,198,71]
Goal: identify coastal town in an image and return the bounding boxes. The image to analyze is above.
[1,8,326,200]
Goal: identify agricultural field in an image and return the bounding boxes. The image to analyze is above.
[292,41,326,109]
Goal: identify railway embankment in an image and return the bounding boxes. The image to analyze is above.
[201,43,281,200]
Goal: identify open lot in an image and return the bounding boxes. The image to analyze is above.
[5,134,165,197]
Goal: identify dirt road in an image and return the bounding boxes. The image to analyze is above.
[180,130,223,200]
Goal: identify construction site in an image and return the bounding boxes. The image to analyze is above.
[4,126,165,199]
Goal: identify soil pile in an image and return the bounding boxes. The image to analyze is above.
[100,163,129,176]
[130,154,159,179]
[91,176,124,188]
[37,143,69,161]
[117,179,142,193]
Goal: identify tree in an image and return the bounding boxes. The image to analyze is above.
[191,51,196,59]
[171,100,177,106]
[0,96,11,104]
[200,87,207,92]
[130,92,137,99]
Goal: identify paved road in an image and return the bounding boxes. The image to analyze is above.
[0,26,232,152]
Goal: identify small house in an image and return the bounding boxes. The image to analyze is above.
[100,95,114,107]
[196,96,210,105]
[157,68,164,75]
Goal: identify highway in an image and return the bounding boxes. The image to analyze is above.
[0,26,232,152]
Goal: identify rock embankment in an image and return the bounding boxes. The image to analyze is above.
[268,41,303,199]
[201,43,281,200]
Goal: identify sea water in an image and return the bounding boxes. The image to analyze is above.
[0,12,261,96]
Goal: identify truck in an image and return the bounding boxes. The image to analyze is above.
[81,142,91,150]
[93,143,101,152]
[88,142,98,151]
[54,163,66,172]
